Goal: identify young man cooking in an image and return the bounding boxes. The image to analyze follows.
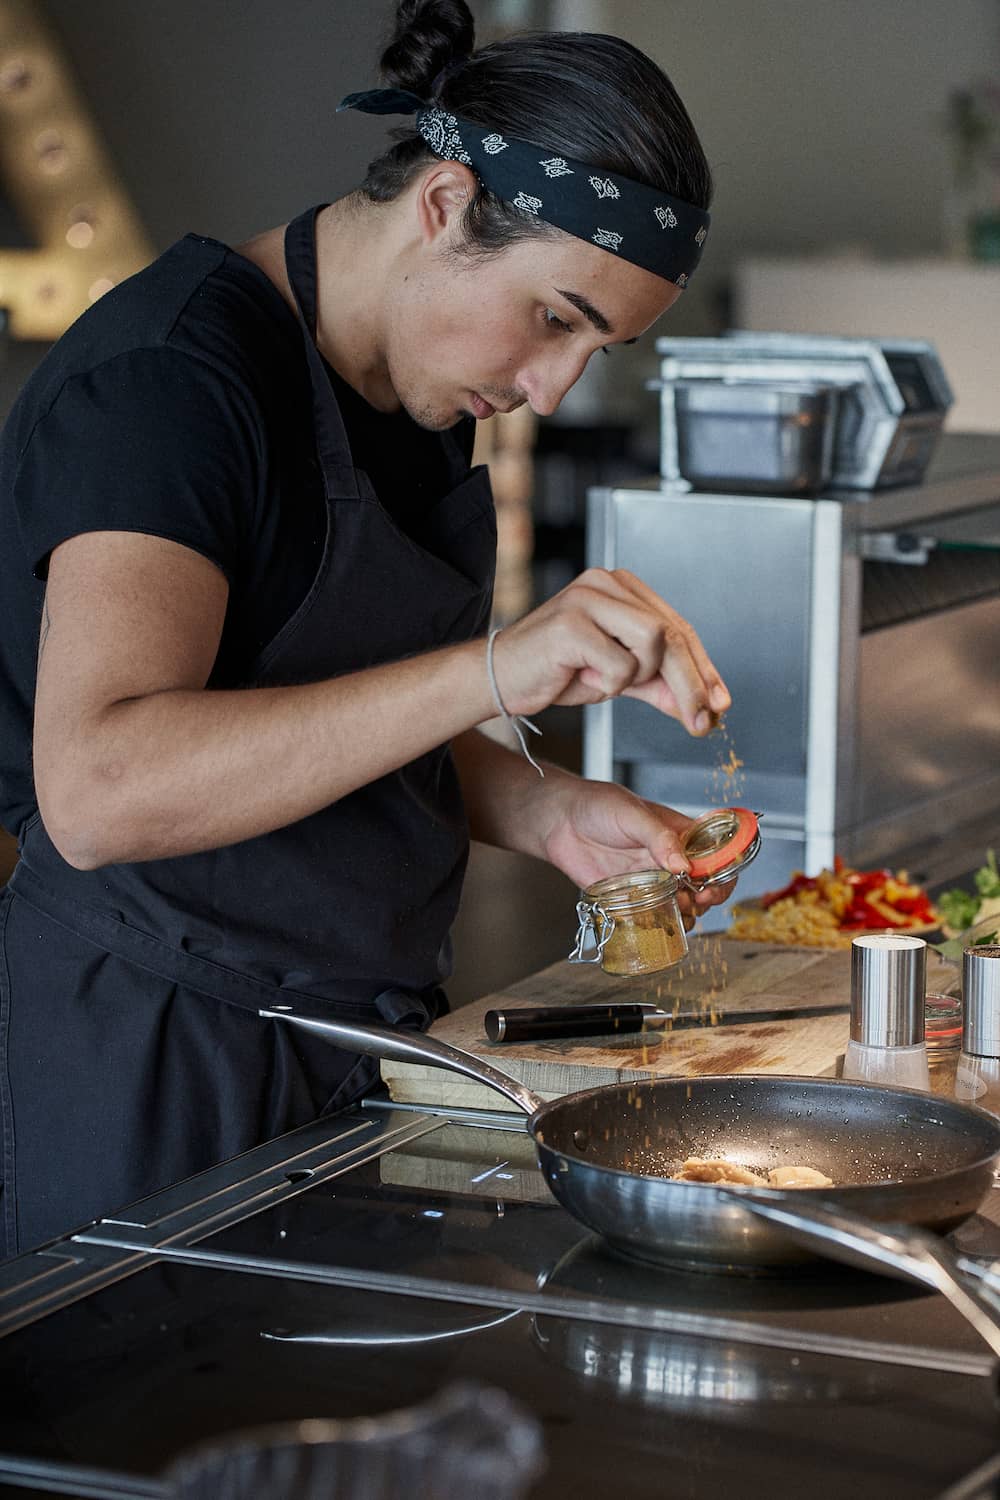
[0,1,732,1255]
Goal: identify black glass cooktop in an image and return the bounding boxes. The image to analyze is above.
[2,1104,1000,1500]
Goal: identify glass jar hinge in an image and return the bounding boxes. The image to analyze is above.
[568,900,616,964]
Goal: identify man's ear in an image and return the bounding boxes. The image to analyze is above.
[414,161,478,245]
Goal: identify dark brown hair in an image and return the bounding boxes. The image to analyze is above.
[360,0,713,258]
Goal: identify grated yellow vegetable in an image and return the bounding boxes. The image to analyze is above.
[727,861,936,948]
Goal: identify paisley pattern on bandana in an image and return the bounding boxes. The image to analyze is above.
[418,109,472,166]
[593,228,623,252]
[338,89,710,286]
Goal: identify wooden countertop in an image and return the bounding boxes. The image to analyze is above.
[381,936,960,1110]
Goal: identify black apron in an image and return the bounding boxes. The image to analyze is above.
[0,206,496,1256]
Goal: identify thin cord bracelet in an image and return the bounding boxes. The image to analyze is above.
[486,627,544,778]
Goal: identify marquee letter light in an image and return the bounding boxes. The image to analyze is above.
[0,0,153,340]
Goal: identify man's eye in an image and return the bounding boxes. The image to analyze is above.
[544,308,572,332]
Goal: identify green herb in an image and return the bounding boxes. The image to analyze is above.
[937,850,1000,933]
[938,887,980,932]
[974,849,1000,900]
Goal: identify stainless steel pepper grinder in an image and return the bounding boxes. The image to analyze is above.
[955,946,1000,1113]
[842,933,930,1090]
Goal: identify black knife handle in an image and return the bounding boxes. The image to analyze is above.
[484,1004,650,1044]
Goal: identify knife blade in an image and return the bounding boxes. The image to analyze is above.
[483,1001,850,1044]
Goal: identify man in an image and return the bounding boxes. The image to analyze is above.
[0,12,731,1255]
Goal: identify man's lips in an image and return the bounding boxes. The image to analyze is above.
[468,392,496,419]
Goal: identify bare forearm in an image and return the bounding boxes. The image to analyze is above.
[36,533,731,874]
[452,728,711,900]
[452,727,579,863]
[40,641,493,868]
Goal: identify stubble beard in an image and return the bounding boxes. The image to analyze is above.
[403,396,464,432]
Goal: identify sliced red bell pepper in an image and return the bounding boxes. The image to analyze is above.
[761,872,815,909]
[845,869,893,895]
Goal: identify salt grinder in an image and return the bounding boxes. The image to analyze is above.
[955,946,1000,1112]
[842,933,930,1090]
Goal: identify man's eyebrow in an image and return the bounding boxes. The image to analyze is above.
[554,288,638,345]
[554,288,613,336]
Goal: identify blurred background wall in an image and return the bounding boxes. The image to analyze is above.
[5,1,999,364]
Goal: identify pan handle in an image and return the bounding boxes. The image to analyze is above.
[741,1191,1000,1362]
[260,1008,545,1117]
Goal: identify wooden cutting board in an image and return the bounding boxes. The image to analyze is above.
[381,936,959,1111]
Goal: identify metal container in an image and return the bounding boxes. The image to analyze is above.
[962,946,1000,1059]
[656,332,954,492]
[850,933,927,1048]
[843,934,930,1090]
[673,380,839,496]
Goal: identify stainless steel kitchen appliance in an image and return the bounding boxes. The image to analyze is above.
[583,433,1000,912]
[672,379,841,495]
[656,332,954,491]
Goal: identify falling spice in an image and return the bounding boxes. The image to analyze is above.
[721,748,744,779]
[707,718,748,807]
[693,720,748,1017]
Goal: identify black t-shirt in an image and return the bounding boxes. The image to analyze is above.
[0,230,473,837]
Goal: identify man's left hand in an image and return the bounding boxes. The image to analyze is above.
[541,779,735,926]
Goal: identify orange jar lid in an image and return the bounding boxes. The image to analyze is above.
[683,807,760,884]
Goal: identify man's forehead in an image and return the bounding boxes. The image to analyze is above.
[461,232,681,336]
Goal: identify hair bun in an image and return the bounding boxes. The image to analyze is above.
[380,0,475,98]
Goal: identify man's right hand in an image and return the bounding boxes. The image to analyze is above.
[489,567,730,737]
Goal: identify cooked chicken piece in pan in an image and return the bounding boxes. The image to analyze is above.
[671,1157,834,1188]
[671,1158,762,1184]
[766,1165,833,1188]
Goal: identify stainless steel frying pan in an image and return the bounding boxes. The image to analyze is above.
[262,1009,1000,1284]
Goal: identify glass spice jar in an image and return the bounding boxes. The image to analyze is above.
[925,992,963,1097]
[569,869,689,976]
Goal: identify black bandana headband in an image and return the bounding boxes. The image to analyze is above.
[339,88,710,288]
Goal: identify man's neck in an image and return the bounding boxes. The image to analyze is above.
[237,198,400,412]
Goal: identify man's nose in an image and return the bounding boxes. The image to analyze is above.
[520,351,591,418]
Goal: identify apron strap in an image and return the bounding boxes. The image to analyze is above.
[283,205,362,499]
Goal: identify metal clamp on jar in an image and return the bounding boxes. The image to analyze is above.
[569,808,761,976]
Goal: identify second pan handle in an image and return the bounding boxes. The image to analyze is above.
[742,1191,1000,1363]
